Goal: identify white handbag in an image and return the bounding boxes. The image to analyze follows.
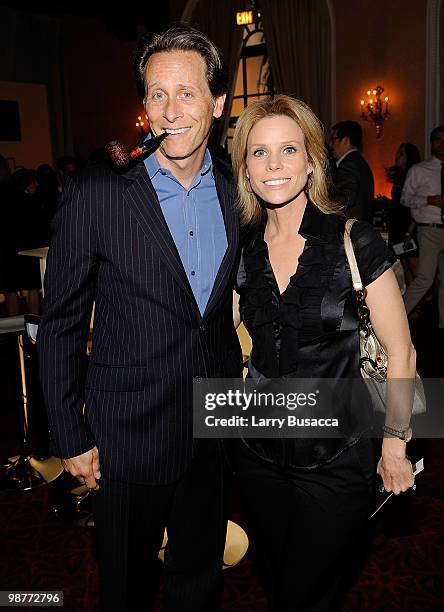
[343,219,426,415]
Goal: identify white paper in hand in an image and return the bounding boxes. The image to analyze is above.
[370,457,424,518]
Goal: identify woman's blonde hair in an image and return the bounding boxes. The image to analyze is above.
[231,95,343,227]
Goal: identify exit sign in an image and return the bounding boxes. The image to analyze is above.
[236,11,254,26]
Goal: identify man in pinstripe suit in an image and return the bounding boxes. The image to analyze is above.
[38,25,243,611]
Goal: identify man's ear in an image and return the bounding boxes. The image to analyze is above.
[213,94,226,119]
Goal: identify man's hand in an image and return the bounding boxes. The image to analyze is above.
[62,446,101,490]
[427,195,444,208]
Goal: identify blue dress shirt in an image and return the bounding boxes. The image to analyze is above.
[144,148,228,315]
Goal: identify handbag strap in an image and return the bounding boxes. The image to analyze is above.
[343,218,363,291]
[343,218,372,330]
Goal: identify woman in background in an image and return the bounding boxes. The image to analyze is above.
[231,96,416,611]
[386,143,421,285]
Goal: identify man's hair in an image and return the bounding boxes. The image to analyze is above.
[11,168,37,192]
[332,121,363,149]
[430,125,444,143]
[134,24,228,102]
[232,95,343,228]
[57,156,79,172]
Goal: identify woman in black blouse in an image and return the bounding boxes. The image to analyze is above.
[231,96,416,611]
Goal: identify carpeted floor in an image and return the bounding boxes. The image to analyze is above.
[0,444,443,612]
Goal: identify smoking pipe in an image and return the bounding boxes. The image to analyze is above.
[105,132,168,169]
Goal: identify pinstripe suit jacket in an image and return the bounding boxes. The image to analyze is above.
[37,154,243,484]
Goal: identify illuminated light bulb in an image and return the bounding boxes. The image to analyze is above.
[361,86,389,138]
[138,116,142,121]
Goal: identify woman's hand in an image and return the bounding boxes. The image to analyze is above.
[377,438,415,494]
[366,267,416,495]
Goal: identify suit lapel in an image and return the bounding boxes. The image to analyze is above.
[122,162,197,304]
[122,157,239,319]
[203,160,239,319]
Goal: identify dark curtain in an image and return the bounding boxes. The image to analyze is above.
[0,8,73,162]
[184,0,244,145]
[260,0,332,131]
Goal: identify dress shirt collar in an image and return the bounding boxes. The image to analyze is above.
[253,198,336,250]
[298,199,337,242]
[144,133,213,181]
[336,147,358,167]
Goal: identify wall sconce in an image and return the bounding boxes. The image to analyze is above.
[360,86,389,138]
[135,115,148,137]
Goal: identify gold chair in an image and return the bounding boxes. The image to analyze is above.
[1,314,63,490]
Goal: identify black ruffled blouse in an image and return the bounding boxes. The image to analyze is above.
[236,200,396,469]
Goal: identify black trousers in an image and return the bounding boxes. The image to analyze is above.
[92,440,228,612]
[231,438,376,612]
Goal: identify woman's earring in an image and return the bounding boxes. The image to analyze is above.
[306,174,313,191]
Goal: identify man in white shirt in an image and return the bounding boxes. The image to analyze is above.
[401,125,444,328]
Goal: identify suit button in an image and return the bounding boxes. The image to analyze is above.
[200,324,207,333]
